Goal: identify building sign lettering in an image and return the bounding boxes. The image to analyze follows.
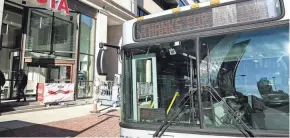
[35,0,69,15]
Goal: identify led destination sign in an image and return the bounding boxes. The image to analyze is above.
[134,0,282,40]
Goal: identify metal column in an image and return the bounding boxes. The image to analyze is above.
[0,0,4,108]
[196,37,204,128]
[0,0,4,35]
[190,59,195,124]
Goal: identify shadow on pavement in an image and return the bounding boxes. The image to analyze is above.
[0,110,120,137]
[101,114,120,118]
[0,100,38,114]
[0,120,78,137]
[78,117,112,134]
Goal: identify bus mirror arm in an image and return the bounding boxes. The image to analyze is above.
[99,42,120,50]
[99,42,121,54]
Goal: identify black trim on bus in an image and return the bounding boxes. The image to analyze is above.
[120,122,289,137]
[131,0,285,42]
[123,19,289,50]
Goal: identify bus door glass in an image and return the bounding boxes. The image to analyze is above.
[132,53,158,122]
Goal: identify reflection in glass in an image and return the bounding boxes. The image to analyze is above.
[26,9,77,59]
[52,17,75,58]
[27,10,52,51]
[133,57,156,122]
[79,14,95,55]
[200,25,289,131]
[46,66,71,83]
[78,81,93,98]
[136,59,153,109]
[77,14,96,98]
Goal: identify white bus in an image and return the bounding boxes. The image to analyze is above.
[120,0,289,137]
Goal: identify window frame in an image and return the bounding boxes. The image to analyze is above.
[25,8,78,59]
[76,14,96,99]
[178,0,187,7]
[137,6,149,17]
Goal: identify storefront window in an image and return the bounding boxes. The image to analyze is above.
[78,14,96,98]
[27,10,52,51]
[25,9,77,59]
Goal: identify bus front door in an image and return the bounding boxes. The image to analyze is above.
[132,53,158,122]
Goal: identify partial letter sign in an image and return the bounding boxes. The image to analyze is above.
[35,0,69,15]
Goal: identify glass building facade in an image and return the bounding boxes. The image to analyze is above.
[0,0,97,100]
[25,9,78,59]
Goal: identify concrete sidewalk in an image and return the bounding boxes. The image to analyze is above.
[0,104,117,132]
[0,109,120,137]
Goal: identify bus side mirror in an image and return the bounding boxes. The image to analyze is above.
[96,49,108,75]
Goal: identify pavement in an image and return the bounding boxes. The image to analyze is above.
[0,98,94,115]
[0,104,120,137]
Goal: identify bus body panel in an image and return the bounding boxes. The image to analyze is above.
[282,0,290,20]
[121,128,233,138]
[122,20,136,46]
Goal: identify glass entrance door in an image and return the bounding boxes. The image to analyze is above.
[132,53,158,121]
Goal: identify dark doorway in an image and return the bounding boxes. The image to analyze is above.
[0,3,23,100]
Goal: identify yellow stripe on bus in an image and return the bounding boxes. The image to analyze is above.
[137,17,144,21]
[210,0,220,5]
[191,4,199,9]
[172,8,181,13]
[166,92,180,115]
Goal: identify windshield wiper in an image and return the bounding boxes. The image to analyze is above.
[153,85,254,138]
[203,85,255,137]
[153,88,197,137]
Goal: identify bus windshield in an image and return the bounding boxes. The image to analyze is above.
[121,24,289,132]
